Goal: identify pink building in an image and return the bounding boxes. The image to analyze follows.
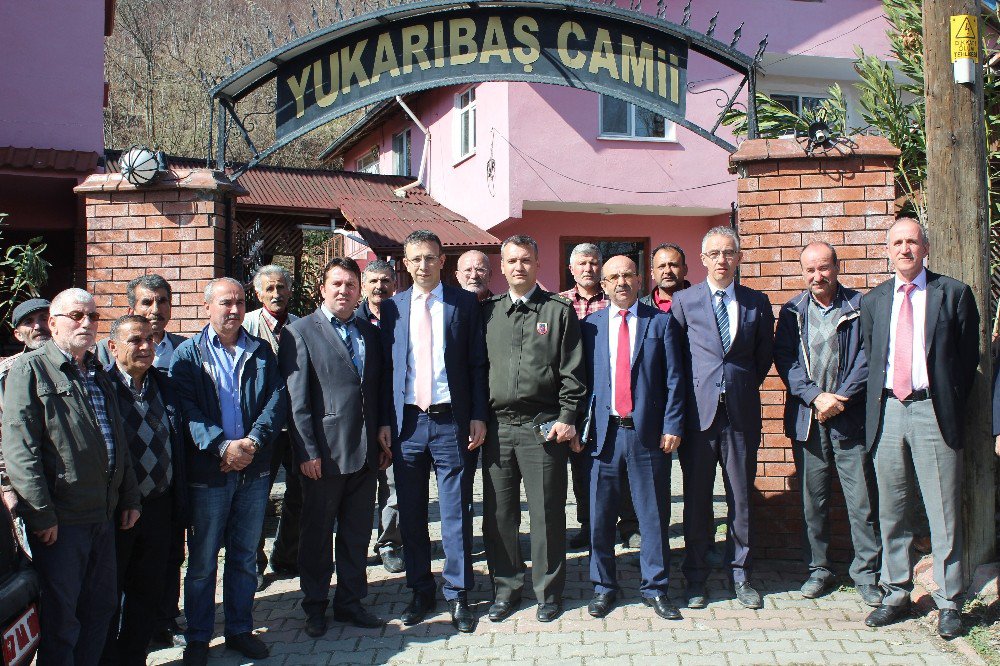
[324,0,893,293]
[0,0,112,292]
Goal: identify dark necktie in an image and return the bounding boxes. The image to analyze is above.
[615,311,633,417]
[714,289,731,355]
[334,318,360,372]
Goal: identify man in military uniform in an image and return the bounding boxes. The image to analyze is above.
[482,235,587,624]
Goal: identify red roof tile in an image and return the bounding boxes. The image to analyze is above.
[0,147,101,173]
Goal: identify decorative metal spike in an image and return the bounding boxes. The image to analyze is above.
[335,0,343,20]
[631,0,641,12]
[312,5,321,29]
[655,0,665,19]
[682,0,692,26]
[755,35,768,61]
[288,14,298,40]
[267,26,278,49]
[730,22,743,48]
[707,11,718,38]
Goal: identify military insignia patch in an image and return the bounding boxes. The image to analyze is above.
[537,323,549,335]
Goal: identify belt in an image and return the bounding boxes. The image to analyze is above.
[405,403,452,415]
[883,388,930,402]
[609,415,635,429]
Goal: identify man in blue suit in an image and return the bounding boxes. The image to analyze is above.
[579,255,685,620]
[377,230,488,633]
[671,226,774,610]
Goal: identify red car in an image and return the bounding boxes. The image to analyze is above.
[0,506,39,666]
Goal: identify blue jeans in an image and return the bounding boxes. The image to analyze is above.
[185,471,269,642]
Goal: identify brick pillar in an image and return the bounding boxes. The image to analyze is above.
[74,168,246,336]
[729,136,900,560]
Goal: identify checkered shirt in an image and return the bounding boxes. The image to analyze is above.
[559,286,610,320]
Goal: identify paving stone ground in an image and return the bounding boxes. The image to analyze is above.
[147,460,980,665]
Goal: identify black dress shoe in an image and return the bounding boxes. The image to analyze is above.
[151,619,185,647]
[401,593,437,625]
[381,547,405,574]
[333,606,385,628]
[865,603,911,627]
[569,528,589,549]
[643,595,682,620]
[304,614,327,638]
[449,598,477,633]
[588,591,617,618]
[182,640,209,666]
[938,609,962,639]
[488,599,520,622]
[856,584,883,607]
[685,582,707,609]
[224,632,269,659]
[734,582,763,609]
[536,602,562,622]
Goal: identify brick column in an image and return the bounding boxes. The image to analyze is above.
[729,136,900,560]
[75,168,246,336]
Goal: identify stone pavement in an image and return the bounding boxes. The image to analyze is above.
[148,460,980,665]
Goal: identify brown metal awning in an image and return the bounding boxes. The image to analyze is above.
[0,146,100,173]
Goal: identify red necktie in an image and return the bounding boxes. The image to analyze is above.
[892,283,916,401]
[615,311,633,417]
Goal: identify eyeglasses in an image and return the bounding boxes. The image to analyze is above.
[461,267,489,275]
[54,311,101,322]
[703,250,739,261]
[602,272,638,283]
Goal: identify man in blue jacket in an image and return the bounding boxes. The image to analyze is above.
[170,277,286,666]
[774,242,881,607]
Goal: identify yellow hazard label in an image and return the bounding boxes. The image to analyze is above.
[951,15,979,62]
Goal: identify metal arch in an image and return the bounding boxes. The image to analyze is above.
[211,0,766,176]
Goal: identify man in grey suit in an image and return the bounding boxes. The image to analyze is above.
[860,218,980,638]
[277,257,391,639]
[671,226,774,610]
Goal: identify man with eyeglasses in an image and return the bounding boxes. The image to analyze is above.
[455,250,494,302]
[671,226,774,610]
[2,288,141,664]
[378,231,488,633]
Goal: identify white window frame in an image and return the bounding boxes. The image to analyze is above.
[392,129,412,177]
[597,94,677,143]
[356,146,380,174]
[453,86,477,164]
[770,92,829,118]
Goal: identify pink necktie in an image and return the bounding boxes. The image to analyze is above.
[892,283,916,401]
[615,311,632,417]
[414,294,433,410]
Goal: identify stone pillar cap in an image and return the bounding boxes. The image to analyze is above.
[729,135,901,172]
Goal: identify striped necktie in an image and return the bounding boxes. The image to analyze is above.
[714,289,731,355]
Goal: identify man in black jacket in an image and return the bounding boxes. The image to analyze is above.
[774,242,880,607]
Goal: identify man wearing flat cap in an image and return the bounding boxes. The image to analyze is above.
[0,298,52,514]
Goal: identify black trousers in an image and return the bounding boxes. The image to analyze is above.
[298,466,377,618]
[101,492,173,666]
[257,430,302,573]
[153,520,185,632]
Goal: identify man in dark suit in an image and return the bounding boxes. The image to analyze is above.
[671,226,774,610]
[860,218,979,638]
[377,230,487,633]
[278,257,391,639]
[579,255,685,620]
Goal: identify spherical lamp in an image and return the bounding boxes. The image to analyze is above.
[120,146,162,186]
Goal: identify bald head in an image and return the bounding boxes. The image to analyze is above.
[601,255,640,309]
[456,250,492,300]
[799,242,840,306]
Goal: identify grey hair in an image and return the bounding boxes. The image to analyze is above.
[204,277,245,303]
[252,264,292,293]
[569,243,602,264]
[126,274,172,308]
[363,259,396,280]
[887,217,929,245]
[500,234,539,258]
[50,288,95,314]
[701,226,741,253]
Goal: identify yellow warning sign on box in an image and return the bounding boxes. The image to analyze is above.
[951,14,979,62]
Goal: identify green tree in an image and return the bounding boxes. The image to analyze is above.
[0,214,51,333]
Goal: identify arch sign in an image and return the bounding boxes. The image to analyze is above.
[211,0,765,178]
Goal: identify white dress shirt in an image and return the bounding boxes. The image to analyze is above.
[608,301,638,417]
[706,278,738,346]
[884,269,929,391]
[404,282,452,405]
[508,284,538,304]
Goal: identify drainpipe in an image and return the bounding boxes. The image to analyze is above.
[393,95,430,198]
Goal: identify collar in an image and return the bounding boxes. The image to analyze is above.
[568,286,606,303]
[207,325,249,352]
[706,279,736,301]
[260,307,289,329]
[509,284,538,304]
[608,300,639,320]
[115,364,149,392]
[53,340,95,371]
[322,304,356,326]
[155,334,174,352]
[893,268,927,292]
[411,282,444,303]
[808,284,843,311]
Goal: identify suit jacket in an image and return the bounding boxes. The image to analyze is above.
[580,301,685,455]
[671,281,774,433]
[860,269,980,450]
[278,308,385,476]
[378,284,488,442]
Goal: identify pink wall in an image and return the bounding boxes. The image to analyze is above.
[486,210,725,293]
[0,0,107,153]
